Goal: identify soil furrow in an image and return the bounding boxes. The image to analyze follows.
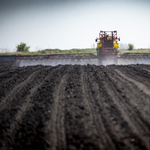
[64,65,99,150]
[0,69,40,112]
[102,68,150,149]
[142,68,150,73]
[85,66,135,150]
[44,66,73,150]
[105,67,150,123]
[1,66,62,149]
[115,69,150,97]
[0,66,41,99]
[0,69,45,149]
[9,65,68,150]
[51,74,68,150]
[0,63,150,150]
[117,65,150,88]
[7,67,56,134]
[113,69,150,133]
[81,66,116,150]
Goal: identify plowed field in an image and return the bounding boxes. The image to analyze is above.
[0,62,150,150]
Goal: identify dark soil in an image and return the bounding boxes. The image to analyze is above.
[0,62,150,150]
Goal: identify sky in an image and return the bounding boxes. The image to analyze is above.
[0,0,150,52]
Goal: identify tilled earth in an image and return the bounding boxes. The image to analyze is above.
[0,62,150,150]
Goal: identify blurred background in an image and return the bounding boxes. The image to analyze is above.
[0,0,150,52]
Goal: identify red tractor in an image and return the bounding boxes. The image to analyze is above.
[95,30,120,65]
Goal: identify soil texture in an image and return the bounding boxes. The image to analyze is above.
[0,62,150,150]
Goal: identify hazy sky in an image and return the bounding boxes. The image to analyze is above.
[0,0,150,52]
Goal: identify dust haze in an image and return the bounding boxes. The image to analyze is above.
[16,59,150,67]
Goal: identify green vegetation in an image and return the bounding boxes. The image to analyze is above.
[118,48,150,55]
[1,47,150,56]
[16,42,30,52]
[0,48,97,56]
[128,44,134,50]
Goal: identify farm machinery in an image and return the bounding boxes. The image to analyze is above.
[95,30,120,65]
[11,30,150,66]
